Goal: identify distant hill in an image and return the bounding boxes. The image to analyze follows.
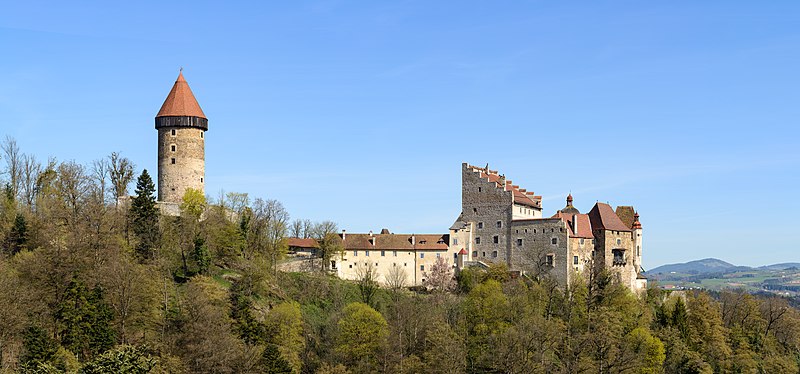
[648,258,743,275]
[758,263,800,271]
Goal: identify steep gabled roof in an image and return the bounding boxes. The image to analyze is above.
[469,164,542,208]
[156,71,207,119]
[615,206,636,229]
[588,202,631,232]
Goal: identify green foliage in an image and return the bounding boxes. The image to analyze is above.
[6,213,28,255]
[192,237,210,275]
[79,345,157,374]
[260,343,293,374]
[335,302,389,366]
[56,281,116,361]
[265,302,305,372]
[179,188,206,219]
[21,325,59,365]
[130,170,159,261]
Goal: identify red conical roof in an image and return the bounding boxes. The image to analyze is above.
[156,71,206,119]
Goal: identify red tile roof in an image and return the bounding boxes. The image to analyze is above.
[552,212,594,238]
[471,164,541,208]
[156,71,207,119]
[287,237,319,249]
[338,233,449,251]
[458,248,468,255]
[588,203,632,232]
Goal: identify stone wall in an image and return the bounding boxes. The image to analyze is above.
[460,163,513,265]
[594,229,638,290]
[158,126,205,203]
[510,218,570,286]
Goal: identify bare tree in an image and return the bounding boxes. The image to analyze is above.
[312,220,342,271]
[385,264,408,293]
[301,219,313,238]
[355,262,379,307]
[19,154,41,208]
[91,157,110,205]
[1,136,21,197]
[225,192,249,215]
[289,219,304,238]
[109,152,135,205]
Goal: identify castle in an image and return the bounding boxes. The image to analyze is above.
[150,72,647,292]
[330,163,646,292]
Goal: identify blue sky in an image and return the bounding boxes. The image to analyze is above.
[1,1,798,268]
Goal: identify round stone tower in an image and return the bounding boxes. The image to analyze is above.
[155,70,207,204]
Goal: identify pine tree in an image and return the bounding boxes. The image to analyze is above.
[130,170,159,261]
[7,213,28,255]
[261,343,293,374]
[20,325,58,365]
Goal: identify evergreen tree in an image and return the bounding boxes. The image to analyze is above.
[20,325,58,365]
[56,281,117,361]
[130,170,159,261]
[7,213,28,255]
[192,237,210,275]
[261,343,293,374]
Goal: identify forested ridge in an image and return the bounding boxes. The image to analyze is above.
[1,138,800,373]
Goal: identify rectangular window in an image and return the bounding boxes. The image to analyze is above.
[580,238,585,245]
[420,265,425,271]
[353,251,358,256]
[420,253,424,259]
[551,238,558,245]
[171,145,176,152]
[453,238,458,245]
[200,132,204,139]
[475,237,481,244]
[477,222,483,229]
[573,256,579,265]
[496,221,502,228]
[381,251,385,257]
[365,250,370,256]
[478,187,482,192]
[472,251,477,257]
[546,254,554,267]
[171,129,176,136]
[436,253,440,258]
[517,239,523,246]
[393,251,397,257]
[493,236,498,244]
[171,158,176,164]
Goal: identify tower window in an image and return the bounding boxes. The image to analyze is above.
[551,238,558,245]
[491,251,498,258]
[171,144,176,152]
[171,158,176,164]
[477,222,483,229]
[200,132,204,139]
[171,129,176,136]
[492,236,498,244]
[475,237,481,245]
[573,256,579,265]
[517,239,523,246]
[546,254,554,267]
[200,178,203,183]
[496,221,502,228]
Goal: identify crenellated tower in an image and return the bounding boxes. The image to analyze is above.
[155,70,207,204]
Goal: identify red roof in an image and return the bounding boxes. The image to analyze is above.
[552,212,594,238]
[338,233,449,251]
[458,248,468,255]
[588,203,631,232]
[156,71,207,119]
[472,165,541,208]
[286,237,319,249]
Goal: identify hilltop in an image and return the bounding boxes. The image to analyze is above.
[648,258,800,296]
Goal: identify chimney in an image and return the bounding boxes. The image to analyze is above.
[411,235,416,245]
[369,230,373,236]
[572,214,578,235]
[342,229,346,241]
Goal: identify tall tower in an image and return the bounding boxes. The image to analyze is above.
[155,70,207,204]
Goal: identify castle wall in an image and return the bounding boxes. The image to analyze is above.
[510,219,570,287]
[336,248,455,286]
[460,163,513,265]
[594,229,637,289]
[158,127,205,203]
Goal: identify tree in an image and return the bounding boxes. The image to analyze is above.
[355,263,379,308]
[1,136,22,198]
[312,221,342,271]
[79,345,156,374]
[335,302,389,367]
[130,170,159,261]
[385,264,408,294]
[260,343,293,374]
[264,302,305,372]
[6,213,28,255]
[108,152,135,205]
[424,256,455,293]
[180,188,206,220]
[55,281,116,361]
[20,325,58,366]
